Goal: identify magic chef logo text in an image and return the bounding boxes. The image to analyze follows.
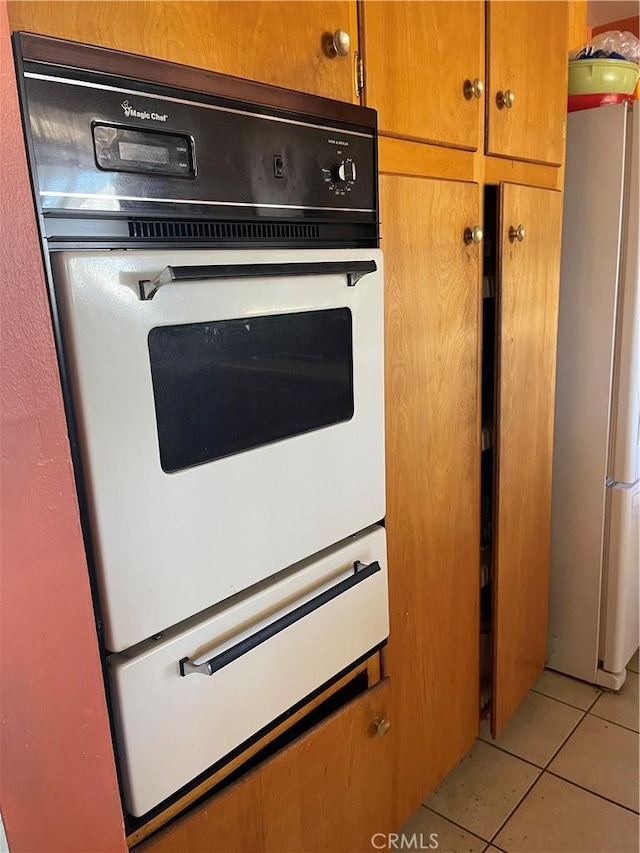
[121,100,168,122]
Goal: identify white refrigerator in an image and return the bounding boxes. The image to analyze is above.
[548,101,639,690]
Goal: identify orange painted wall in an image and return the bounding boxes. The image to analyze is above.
[591,16,640,38]
[0,1,127,849]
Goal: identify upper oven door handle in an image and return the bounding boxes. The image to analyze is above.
[140,260,377,300]
[179,559,382,677]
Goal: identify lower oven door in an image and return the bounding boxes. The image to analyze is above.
[53,247,384,652]
[108,524,389,817]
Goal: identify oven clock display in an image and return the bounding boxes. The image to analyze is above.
[92,123,194,177]
[118,141,170,165]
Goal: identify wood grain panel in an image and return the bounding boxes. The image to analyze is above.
[492,183,563,735]
[7,1,359,102]
[137,680,393,853]
[361,1,483,149]
[379,135,475,182]
[487,1,568,165]
[127,655,382,847]
[485,156,562,191]
[381,175,481,826]
[567,0,588,51]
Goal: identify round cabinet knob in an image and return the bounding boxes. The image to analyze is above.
[497,89,515,109]
[374,718,391,738]
[331,29,351,57]
[509,224,526,243]
[463,77,484,100]
[337,158,357,182]
[464,225,484,245]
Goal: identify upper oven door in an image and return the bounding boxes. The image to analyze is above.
[53,247,384,652]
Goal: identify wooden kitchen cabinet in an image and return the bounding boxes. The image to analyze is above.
[136,680,394,853]
[486,1,569,165]
[7,1,359,102]
[363,1,569,168]
[361,1,484,149]
[491,183,563,733]
[380,175,481,825]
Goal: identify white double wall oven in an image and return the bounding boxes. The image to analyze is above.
[17,33,388,818]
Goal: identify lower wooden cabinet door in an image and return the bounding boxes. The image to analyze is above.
[380,175,481,826]
[138,679,393,853]
[492,183,563,734]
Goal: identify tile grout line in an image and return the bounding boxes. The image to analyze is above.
[587,709,640,735]
[529,685,602,712]
[483,686,640,842]
[425,674,638,846]
[541,703,589,769]
[486,769,547,846]
[423,733,593,844]
[478,702,587,774]
[545,769,640,816]
[584,688,606,712]
[481,692,634,841]
[475,738,553,772]
[418,803,490,846]
[482,684,634,777]
[489,770,640,849]
[484,701,590,846]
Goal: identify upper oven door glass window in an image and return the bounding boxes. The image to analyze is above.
[148,308,354,473]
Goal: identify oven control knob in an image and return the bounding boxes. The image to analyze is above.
[336,158,357,183]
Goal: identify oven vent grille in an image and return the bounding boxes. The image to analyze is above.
[127,219,322,242]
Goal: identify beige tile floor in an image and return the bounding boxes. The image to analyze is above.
[401,652,640,853]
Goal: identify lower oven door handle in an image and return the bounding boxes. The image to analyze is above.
[179,559,381,677]
[141,260,377,299]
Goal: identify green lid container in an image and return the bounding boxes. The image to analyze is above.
[568,58,639,96]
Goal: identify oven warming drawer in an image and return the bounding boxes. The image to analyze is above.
[108,525,389,817]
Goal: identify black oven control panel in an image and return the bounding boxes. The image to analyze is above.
[92,124,194,177]
[16,39,379,247]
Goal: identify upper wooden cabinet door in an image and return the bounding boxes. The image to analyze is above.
[7,1,359,102]
[138,680,393,853]
[487,1,568,164]
[381,175,481,825]
[361,2,484,148]
[492,183,563,735]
